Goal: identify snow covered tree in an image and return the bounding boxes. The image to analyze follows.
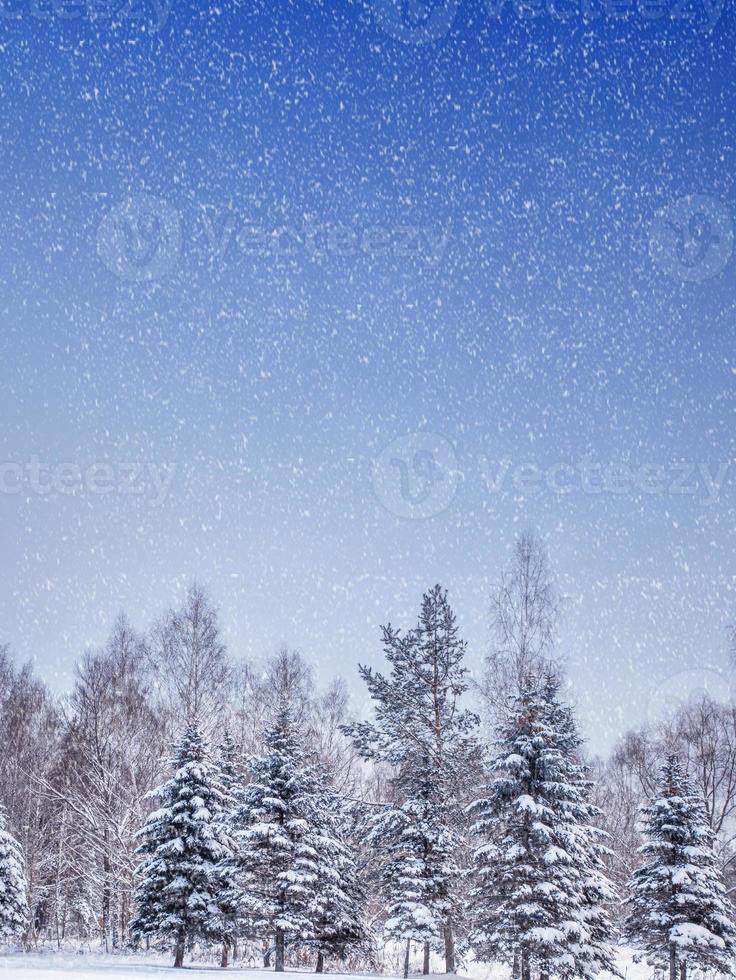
[232,704,321,971]
[232,703,368,972]
[309,783,370,972]
[625,754,736,980]
[346,585,479,974]
[130,724,226,968]
[468,680,618,980]
[0,803,28,944]
[368,795,455,977]
[213,731,245,968]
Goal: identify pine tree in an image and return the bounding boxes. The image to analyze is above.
[309,784,370,972]
[232,704,321,971]
[625,754,736,980]
[213,731,245,968]
[369,795,454,976]
[346,585,479,975]
[130,724,226,968]
[0,804,28,943]
[468,681,618,980]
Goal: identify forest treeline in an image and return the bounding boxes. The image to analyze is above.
[1,533,736,979]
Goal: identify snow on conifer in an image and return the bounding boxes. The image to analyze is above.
[368,793,455,976]
[625,753,736,980]
[0,803,27,944]
[468,680,618,980]
[346,585,479,975]
[231,703,321,971]
[309,783,371,972]
[130,723,226,968]
[212,730,245,968]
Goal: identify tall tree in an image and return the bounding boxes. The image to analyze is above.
[468,680,618,980]
[309,780,370,973]
[347,585,479,974]
[213,731,245,968]
[482,532,562,718]
[50,615,166,951]
[625,754,736,980]
[131,724,226,968]
[0,648,60,945]
[0,802,28,943]
[152,583,232,730]
[232,704,320,972]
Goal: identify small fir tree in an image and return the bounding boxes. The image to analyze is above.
[468,681,618,980]
[131,723,226,968]
[625,754,736,980]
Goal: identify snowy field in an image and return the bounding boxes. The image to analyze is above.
[0,951,647,980]
[0,959,474,980]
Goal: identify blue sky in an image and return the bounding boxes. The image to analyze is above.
[1,0,735,753]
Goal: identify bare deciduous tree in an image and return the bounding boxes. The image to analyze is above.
[481,531,562,719]
[151,583,232,730]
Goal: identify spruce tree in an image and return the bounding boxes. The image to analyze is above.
[213,731,245,968]
[346,585,479,975]
[309,785,370,972]
[131,724,226,968]
[232,704,321,971]
[468,681,617,980]
[625,754,736,980]
[0,804,27,943]
[369,795,455,977]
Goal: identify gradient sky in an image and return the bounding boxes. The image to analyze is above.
[1,0,736,754]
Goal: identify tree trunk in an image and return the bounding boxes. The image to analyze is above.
[403,939,411,979]
[275,928,285,972]
[669,943,677,980]
[316,950,325,973]
[512,952,520,979]
[221,941,229,968]
[521,950,531,980]
[264,947,271,968]
[174,934,185,969]
[680,962,686,980]
[423,941,430,975]
[443,918,456,973]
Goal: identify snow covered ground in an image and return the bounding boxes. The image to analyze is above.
[0,950,649,980]
[0,958,429,980]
